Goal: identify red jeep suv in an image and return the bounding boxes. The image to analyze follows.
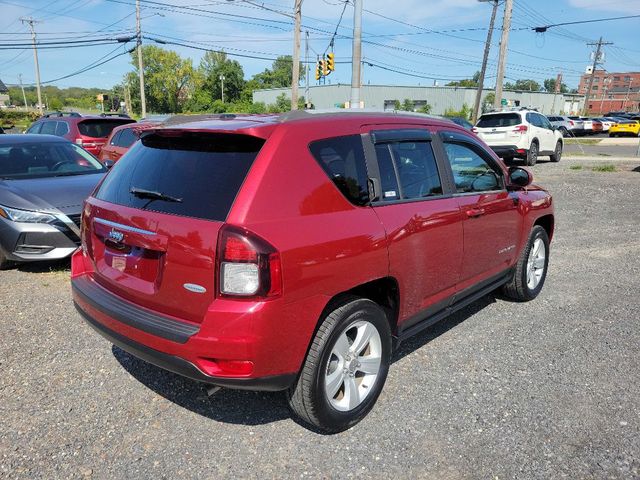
[71,112,554,432]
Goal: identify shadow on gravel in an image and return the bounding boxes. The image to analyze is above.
[633,166,640,173]
[112,346,291,426]
[16,258,70,273]
[112,293,499,428]
[393,294,497,363]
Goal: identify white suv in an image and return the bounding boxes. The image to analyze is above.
[474,109,563,166]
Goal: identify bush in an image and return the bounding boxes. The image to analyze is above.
[443,103,472,120]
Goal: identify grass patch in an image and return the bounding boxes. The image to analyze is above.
[569,164,583,170]
[563,138,602,145]
[592,164,617,172]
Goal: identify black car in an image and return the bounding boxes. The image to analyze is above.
[445,116,474,130]
[0,134,107,268]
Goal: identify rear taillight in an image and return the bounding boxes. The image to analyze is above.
[513,125,528,133]
[569,120,574,126]
[217,225,282,298]
[471,127,478,133]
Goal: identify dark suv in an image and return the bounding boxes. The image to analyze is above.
[26,112,135,157]
[71,112,554,432]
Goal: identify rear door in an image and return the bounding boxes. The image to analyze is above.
[85,131,265,323]
[111,126,138,160]
[363,125,464,326]
[537,114,557,151]
[438,130,521,289]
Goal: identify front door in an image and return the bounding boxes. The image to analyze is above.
[439,134,522,290]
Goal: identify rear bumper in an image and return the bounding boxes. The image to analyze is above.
[75,303,295,391]
[72,273,301,391]
[489,145,525,158]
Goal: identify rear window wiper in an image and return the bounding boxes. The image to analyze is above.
[130,187,183,203]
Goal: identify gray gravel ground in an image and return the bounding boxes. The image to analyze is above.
[1,157,639,479]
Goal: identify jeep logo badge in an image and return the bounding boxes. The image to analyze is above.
[108,229,124,243]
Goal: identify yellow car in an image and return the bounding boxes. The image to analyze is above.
[609,119,640,137]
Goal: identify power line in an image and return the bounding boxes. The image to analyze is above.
[532,14,640,32]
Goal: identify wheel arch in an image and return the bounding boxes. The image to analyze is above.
[534,214,555,241]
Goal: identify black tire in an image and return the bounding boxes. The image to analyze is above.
[503,225,550,302]
[549,140,562,162]
[526,141,538,166]
[287,296,392,433]
[609,133,616,137]
[0,249,14,270]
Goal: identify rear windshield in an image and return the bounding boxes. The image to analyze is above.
[78,119,134,138]
[477,113,521,128]
[94,132,264,221]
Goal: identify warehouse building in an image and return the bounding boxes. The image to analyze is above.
[254,84,585,116]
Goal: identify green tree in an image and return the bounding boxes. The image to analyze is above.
[543,78,569,94]
[417,102,432,114]
[446,71,480,88]
[401,98,415,111]
[505,79,541,92]
[125,46,195,114]
[200,51,245,104]
[393,99,401,110]
[242,55,304,102]
[482,92,495,113]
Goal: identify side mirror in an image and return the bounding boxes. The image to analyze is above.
[508,167,532,188]
[103,160,115,169]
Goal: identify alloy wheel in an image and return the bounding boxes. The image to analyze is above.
[526,238,546,290]
[324,320,382,412]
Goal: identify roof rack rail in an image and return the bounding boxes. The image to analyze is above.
[99,112,131,118]
[42,111,81,118]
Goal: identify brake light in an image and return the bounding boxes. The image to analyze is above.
[513,125,528,133]
[217,225,282,298]
[569,120,574,126]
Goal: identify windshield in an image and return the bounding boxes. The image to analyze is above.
[476,113,521,128]
[0,141,106,179]
[78,119,134,139]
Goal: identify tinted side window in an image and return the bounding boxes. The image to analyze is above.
[538,114,553,129]
[443,143,501,193]
[109,130,122,146]
[309,135,369,206]
[116,128,137,148]
[40,121,56,135]
[55,121,70,136]
[26,123,42,134]
[389,142,442,199]
[375,144,400,201]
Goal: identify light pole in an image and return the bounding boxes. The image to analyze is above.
[350,0,363,109]
[220,74,225,103]
[623,79,634,112]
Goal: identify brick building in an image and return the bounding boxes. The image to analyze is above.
[578,70,640,114]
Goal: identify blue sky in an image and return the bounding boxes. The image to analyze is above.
[0,0,639,91]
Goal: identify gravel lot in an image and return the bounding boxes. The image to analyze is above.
[1,157,639,479]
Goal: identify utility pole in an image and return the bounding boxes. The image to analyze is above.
[583,37,612,115]
[493,0,513,110]
[304,30,310,108]
[18,74,28,111]
[290,0,302,110]
[350,0,363,109]
[20,17,43,116]
[136,0,147,118]
[220,74,225,103]
[473,0,498,122]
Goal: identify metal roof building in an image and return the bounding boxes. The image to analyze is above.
[253,84,585,116]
